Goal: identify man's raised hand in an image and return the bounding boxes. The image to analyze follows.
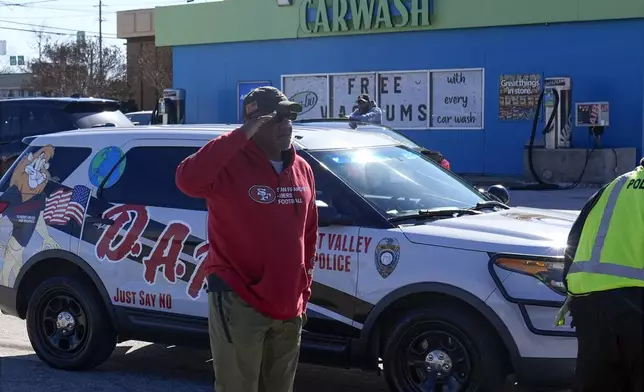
[242,111,276,138]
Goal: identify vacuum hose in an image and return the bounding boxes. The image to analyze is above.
[511,87,594,191]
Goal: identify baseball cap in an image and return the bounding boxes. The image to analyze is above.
[357,94,371,103]
[243,86,302,120]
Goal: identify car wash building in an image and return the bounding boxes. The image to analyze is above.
[152,0,644,177]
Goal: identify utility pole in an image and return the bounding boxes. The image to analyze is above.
[35,26,45,61]
[37,31,42,61]
[98,0,103,81]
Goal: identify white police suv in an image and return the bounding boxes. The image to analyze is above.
[0,124,577,391]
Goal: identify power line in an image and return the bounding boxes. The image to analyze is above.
[0,1,98,13]
[0,19,117,36]
[0,0,58,6]
[0,25,123,40]
[103,0,189,5]
[0,13,106,19]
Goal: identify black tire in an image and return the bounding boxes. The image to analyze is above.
[383,304,510,392]
[26,275,117,370]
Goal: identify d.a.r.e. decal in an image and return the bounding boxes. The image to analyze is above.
[0,145,61,286]
[374,237,400,279]
[93,204,210,300]
[88,146,126,188]
[44,185,91,226]
[113,287,173,310]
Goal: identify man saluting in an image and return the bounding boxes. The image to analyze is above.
[176,86,318,392]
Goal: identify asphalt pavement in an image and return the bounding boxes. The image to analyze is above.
[508,188,596,210]
[0,188,587,392]
[0,312,389,392]
[0,312,564,392]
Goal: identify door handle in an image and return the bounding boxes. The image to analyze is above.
[85,217,115,225]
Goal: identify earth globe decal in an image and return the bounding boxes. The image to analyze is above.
[88,146,126,188]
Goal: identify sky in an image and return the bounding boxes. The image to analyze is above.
[0,0,194,70]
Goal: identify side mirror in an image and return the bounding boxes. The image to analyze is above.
[419,148,444,164]
[317,201,354,227]
[486,184,510,204]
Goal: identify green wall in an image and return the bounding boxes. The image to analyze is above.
[155,0,644,47]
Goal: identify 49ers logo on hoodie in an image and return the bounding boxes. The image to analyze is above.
[249,185,276,204]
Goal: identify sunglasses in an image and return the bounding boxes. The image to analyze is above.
[274,111,298,122]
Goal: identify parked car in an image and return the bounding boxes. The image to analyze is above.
[0,124,576,391]
[125,110,153,125]
[293,119,451,170]
[0,97,133,175]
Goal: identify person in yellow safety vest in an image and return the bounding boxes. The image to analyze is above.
[561,158,644,392]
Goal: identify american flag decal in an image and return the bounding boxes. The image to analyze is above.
[44,185,91,226]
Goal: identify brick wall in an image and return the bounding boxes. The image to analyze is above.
[126,37,173,111]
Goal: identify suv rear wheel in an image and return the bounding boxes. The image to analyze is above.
[382,305,509,392]
[26,276,116,370]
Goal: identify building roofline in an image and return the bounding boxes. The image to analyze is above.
[116,8,155,39]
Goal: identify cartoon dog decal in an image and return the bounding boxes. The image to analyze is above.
[0,145,60,286]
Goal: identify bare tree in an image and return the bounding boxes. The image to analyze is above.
[137,43,172,101]
[23,36,128,100]
[0,66,12,74]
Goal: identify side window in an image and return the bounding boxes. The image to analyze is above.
[21,106,42,138]
[303,153,390,228]
[309,162,363,221]
[45,107,74,133]
[100,146,206,211]
[0,145,92,192]
[0,103,22,143]
[21,105,72,137]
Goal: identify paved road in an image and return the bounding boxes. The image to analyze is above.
[509,188,596,211]
[0,313,388,392]
[0,313,565,392]
[1,189,584,392]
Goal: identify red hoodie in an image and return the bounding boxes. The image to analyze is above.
[175,128,318,320]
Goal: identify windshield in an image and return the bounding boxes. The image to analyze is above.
[126,113,152,125]
[71,110,133,128]
[296,122,421,150]
[308,146,485,218]
[352,125,420,149]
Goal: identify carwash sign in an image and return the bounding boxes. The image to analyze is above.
[300,0,432,34]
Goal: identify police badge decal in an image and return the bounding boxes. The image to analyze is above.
[374,237,400,279]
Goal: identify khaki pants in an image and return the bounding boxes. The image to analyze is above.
[208,291,302,392]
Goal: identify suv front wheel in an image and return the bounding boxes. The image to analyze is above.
[382,305,510,392]
[26,276,117,370]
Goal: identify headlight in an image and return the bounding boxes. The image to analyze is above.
[493,256,566,295]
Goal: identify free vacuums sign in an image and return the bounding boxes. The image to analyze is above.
[299,0,432,34]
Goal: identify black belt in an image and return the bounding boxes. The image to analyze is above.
[207,273,232,293]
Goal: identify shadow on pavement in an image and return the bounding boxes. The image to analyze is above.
[0,343,388,392]
[99,344,214,382]
[0,344,566,392]
[100,343,389,391]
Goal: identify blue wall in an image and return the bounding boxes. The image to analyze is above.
[173,19,644,175]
